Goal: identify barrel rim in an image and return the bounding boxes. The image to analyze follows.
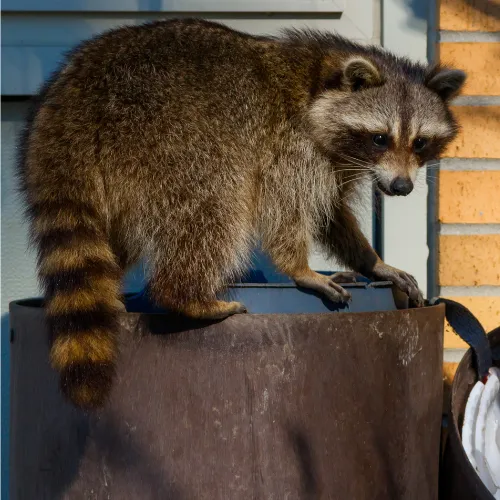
[8,297,444,319]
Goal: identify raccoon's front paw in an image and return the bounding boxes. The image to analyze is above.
[294,271,352,303]
[370,262,424,307]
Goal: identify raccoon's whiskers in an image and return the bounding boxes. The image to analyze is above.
[340,172,370,183]
[338,174,372,193]
[336,152,374,168]
[337,152,372,163]
[335,165,372,170]
[336,168,372,174]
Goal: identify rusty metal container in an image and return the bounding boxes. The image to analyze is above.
[9,284,445,499]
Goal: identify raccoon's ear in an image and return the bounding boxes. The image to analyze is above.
[342,57,383,91]
[425,67,467,101]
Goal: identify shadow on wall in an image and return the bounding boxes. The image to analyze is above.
[404,0,429,20]
[403,0,430,30]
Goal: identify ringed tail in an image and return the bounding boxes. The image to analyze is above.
[29,198,122,409]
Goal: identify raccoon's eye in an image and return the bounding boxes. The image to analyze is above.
[413,137,428,153]
[372,134,388,150]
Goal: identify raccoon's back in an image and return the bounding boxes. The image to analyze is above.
[22,20,281,196]
[42,19,273,129]
[21,20,279,218]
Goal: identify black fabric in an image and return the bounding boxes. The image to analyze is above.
[430,297,494,378]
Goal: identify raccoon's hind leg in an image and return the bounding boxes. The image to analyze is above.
[180,300,247,320]
[149,260,249,320]
[147,199,252,320]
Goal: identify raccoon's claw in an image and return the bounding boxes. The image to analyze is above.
[326,278,353,303]
[370,262,424,307]
[398,274,424,308]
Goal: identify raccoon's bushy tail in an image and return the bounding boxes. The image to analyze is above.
[30,198,122,409]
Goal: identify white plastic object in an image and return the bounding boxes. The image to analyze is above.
[463,367,500,498]
[462,380,485,471]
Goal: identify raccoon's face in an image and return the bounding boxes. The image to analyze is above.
[308,57,466,196]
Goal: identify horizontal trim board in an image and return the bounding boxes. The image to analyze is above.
[440,158,500,170]
[440,224,500,235]
[453,96,500,106]
[440,286,500,296]
[439,31,500,42]
[2,0,345,13]
[1,13,371,48]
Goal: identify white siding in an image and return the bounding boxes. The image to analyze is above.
[381,0,429,295]
[1,102,39,314]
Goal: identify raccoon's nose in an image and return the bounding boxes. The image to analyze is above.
[390,177,413,196]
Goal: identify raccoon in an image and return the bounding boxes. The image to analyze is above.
[19,18,465,408]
